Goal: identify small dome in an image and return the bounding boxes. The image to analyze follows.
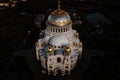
[49,35,68,47]
[47,9,72,27]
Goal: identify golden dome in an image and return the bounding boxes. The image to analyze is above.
[47,0,72,27]
[64,46,71,53]
[47,10,72,27]
[47,46,54,53]
[79,42,82,47]
[74,32,79,37]
[35,41,39,48]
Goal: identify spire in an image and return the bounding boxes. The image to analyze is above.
[58,0,61,11]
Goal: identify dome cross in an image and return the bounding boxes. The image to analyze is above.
[58,0,61,11]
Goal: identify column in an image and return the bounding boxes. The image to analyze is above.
[51,26,53,32]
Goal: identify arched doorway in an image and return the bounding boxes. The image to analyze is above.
[54,68,62,76]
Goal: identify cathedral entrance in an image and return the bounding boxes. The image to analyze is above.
[54,68,62,76]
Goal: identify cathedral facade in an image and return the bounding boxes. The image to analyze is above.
[35,0,83,76]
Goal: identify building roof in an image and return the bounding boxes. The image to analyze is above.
[46,0,72,27]
[49,35,68,46]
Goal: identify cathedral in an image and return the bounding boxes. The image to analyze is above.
[35,0,83,76]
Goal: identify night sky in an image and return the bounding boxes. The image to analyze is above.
[0,0,120,80]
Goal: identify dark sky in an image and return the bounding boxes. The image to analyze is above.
[0,0,120,80]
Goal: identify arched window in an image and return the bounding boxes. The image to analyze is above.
[49,58,51,61]
[57,57,61,63]
[58,29,60,33]
[71,60,73,63]
[65,66,69,69]
[76,43,78,47]
[64,28,65,32]
[77,44,78,47]
[49,66,52,69]
[56,29,57,32]
[54,46,56,48]
[61,46,64,48]
[67,59,68,61]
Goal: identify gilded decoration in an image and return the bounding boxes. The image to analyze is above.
[47,19,72,27]
[51,10,68,17]
[47,46,54,53]
[79,42,82,47]
[64,46,71,53]
[46,0,72,27]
